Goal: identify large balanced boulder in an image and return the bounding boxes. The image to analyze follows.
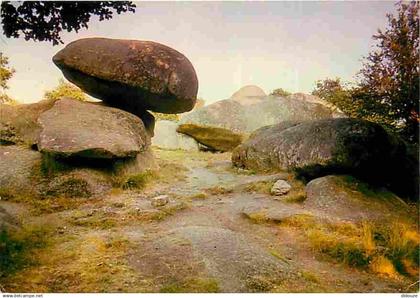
[177,123,244,152]
[38,98,150,159]
[53,38,198,114]
[232,118,417,199]
[0,99,57,146]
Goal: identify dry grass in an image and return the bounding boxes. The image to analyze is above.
[3,232,145,292]
[128,202,189,222]
[244,181,273,194]
[245,211,269,224]
[203,186,233,195]
[186,193,208,200]
[0,192,87,215]
[281,215,420,278]
[69,209,118,229]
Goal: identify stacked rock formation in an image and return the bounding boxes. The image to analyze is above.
[169,85,334,152]
[0,37,198,199]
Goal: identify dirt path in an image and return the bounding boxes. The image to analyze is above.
[0,148,416,293]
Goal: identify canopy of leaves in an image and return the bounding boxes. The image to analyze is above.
[44,79,87,101]
[0,52,15,90]
[0,52,16,104]
[270,88,291,97]
[313,1,419,143]
[1,1,136,45]
[356,1,419,142]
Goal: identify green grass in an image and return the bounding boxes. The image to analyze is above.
[113,170,157,190]
[0,224,50,277]
[160,278,219,293]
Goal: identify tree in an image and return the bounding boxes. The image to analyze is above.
[313,2,419,143]
[312,78,357,113]
[355,1,419,142]
[44,79,87,101]
[270,88,291,97]
[1,1,136,45]
[0,52,16,104]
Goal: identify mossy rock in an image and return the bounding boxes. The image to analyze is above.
[232,118,418,200]
[177,123,244,152]
[0,145,157,200]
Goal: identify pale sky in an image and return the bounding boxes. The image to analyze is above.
[1,1,396,104]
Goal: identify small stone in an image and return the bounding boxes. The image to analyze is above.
[271,180,292,196]
[151,195,169,207]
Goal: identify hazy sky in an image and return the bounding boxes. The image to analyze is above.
[1,1,397,104]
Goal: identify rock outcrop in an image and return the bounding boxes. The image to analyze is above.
[176,90,333,151]
[304,175,415,222]
[0,99,57,146]
[38,98,150,159]
[230,85,266,106]
[152,120,199,150]
[232,118,417,199]
[0,145,42,197]
[179,99,247,133]
[53,38,198,114]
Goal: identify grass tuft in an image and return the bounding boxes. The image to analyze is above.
[160,278,219,293]
[0,224,50,277]
[282,216,420,277]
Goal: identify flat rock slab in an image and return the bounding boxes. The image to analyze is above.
[53,38,198,114]
[177,123,244,152]
[130,226,292,292]
[241,204,306,223]
[304,175,415,223]
[38,98,150,159]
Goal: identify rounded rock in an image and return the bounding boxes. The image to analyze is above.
[53,38,198,114]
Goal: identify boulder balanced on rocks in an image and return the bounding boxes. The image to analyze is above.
[38,98,150,159]
[53,38,198,114]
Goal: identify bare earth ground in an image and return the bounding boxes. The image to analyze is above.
[0,148,418,293]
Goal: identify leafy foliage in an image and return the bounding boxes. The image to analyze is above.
[0,52,16,104]
[1,1,136,45]
[312,78,356,113]
[44,79,87,101]
[313,2,419,143]
[0,52,14,90]
[270,88,291,97]
[355,1,419,142]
